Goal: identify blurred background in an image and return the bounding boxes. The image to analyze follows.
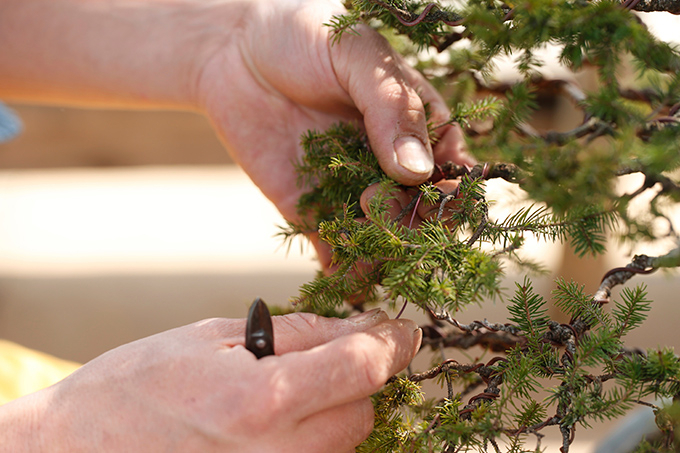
[2,12,680,451]
[0,105,320,362]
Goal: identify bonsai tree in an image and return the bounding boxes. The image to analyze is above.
[280,0,680,451]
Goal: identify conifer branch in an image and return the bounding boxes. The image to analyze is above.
[436,162,522,184]
[505,415,561,437]
[630,0,680,14]
[594,247,680,303]
[361,0,464,26]
[436,191,457,222]
[406,358,486,383]
[299,2,680,450]
[467,202,489,246]
[394,192,422,224]
[421,328,524,352]
[543,117,607,145]
[618,165,680,199]
[426,307,522,336]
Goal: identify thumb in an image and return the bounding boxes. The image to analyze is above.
[330,25,435,186]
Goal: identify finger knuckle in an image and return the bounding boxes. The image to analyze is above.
[380,81,424,113]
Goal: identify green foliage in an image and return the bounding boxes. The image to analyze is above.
[612,285,652,339]
[552,279,606,327]
[295,122,386,224]
[290,186,504,312]
[328,0,462,50]
[342,278,673,452]
[482,204,618,257]
[449,95,503,129]
[506,277,550,341]
[285,0,680,451]
[617,348,680,399]
[287,125,623,312]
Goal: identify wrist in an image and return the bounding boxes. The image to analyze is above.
[182,1,254,110]
[0,0,250,110]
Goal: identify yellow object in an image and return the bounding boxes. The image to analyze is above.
[0,339,80,405]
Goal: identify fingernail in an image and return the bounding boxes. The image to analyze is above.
[347,308,388,325]
[394,136,433,176]
[394,319,422,355]
[413,327,423,356]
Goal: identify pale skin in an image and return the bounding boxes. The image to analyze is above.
[4,310,420,451]
[0,0,469,450]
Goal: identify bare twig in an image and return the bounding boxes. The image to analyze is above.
[543,117,604,145]
[437,191,458,222]
[421,327,525,352]
[394,192,421,224]
[467,203,489,246]
[633,399,660,409]
[593,248,680,303]
[407,358,483,382]
[506,415,561,436]
[437,162,523,184]
[427,307,522,336]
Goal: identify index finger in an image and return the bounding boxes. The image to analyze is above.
[264,318,422,419]
[194,309,389,354]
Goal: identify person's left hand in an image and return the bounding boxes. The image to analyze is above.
[4,310,420,452]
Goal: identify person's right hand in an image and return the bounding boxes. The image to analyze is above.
[1,309,421,452]
[0,0,471,276]
[195,0,472,271]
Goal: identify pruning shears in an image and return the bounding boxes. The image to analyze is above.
[245,298,275,359]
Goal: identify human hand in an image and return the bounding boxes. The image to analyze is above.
[0,0,469,272]
[196,0,472,265]
[3,310,420,452]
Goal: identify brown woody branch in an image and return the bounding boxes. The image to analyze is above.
[367,0,464,26]
[426,306,523,336]
[407,358,486,383]
[594,247,680,303]
[436,162,523,184]
[629,0,680,14]
[406,357,506,421]
[421,325,524,352]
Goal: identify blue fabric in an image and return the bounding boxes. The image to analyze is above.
[0,103,22,143]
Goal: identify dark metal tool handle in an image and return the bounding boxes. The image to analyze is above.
[245,298,275,359]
